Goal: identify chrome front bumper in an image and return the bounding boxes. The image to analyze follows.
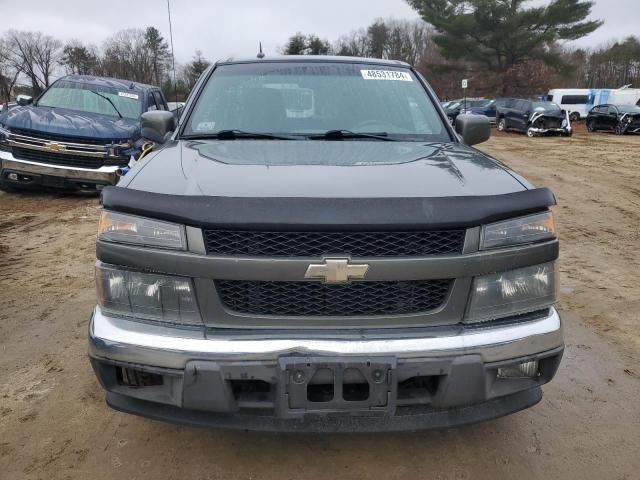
[89,307,563,431]
[89,306,563,370]
[0,151,120,185]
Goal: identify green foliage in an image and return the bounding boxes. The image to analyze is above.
[406,0,602,92]
[282,33,331,55]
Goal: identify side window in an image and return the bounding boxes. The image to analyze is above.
[505,98,516,109]
[152,91,166,111]
[147,93,159,111]
[515,100,528,111]
[560,95,588,105]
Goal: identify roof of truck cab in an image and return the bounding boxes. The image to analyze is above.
[55,74,159,92]
[216,55,411,67]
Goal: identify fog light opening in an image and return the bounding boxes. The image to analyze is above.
[116,366,164,388]
[497,360,540,379]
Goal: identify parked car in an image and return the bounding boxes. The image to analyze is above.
[586,104,640,134]
[545,89,591,121]
[497,99,571,137]
[89,55,562,432]
[444,99,487,126]
[0,74,169,192]
[468,98,510,124]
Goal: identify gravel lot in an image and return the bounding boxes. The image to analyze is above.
[1,127,639,480]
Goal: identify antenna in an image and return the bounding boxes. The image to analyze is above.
[167,0,178,104]
[257,42,265,59]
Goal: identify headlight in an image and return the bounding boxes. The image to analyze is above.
[465,262,557,323]
[96,263,201,325]
[481,211,555,250]
[98,210,186,250]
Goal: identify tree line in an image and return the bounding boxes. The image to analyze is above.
[283,0,640,99]
[2,0,639,104]
[0,27,210,103]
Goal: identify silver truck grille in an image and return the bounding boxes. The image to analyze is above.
[215,279,452,317]
[203,230,465,257]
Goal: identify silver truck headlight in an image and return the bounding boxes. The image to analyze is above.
[98,210,186,250]
[465,262,557,323]
[481,211,555,250]
[96,263,201,325]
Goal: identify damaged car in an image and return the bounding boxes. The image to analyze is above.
[586,104,640,135]
[497,99,571,137]
[0,75,169,192]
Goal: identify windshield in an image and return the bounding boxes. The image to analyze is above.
[532,102,562,113]
[618,105,640,113]
[184,62,450,142]
[37,80,142,120]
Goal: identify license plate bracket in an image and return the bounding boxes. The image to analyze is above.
[278,356,397,418]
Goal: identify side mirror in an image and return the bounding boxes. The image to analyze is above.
[141,110,176,144]
[455,114,491,146]
[16,95,33,106]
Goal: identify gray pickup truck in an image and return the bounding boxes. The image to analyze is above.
[89,56,563,432]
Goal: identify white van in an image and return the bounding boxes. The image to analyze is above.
[591,86,640,109]
[545,89,591,121]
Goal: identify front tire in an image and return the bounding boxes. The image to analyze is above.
[447,115,455,126]
[569,112,580,122]
[526,127,536,138]
[587,120,596,132]
[497,118,507,132]
[615,124,624,135]
[0,179,22,193]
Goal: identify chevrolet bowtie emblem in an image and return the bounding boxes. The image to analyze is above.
[46,142,65,152]
[304,258,369,284]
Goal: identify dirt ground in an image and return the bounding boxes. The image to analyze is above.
[0,126,639,480]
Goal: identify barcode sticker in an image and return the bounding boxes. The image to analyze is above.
[118,92,139,100]
[360,70,413,81]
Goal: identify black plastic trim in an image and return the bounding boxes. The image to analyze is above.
[100,187,556,231]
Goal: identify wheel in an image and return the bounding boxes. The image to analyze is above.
[615,124,624,135]
[569,112,580,122]
[526,127,536,138]
[587,120,595,132]
[0,179,21,193]
[447,115,455,126]
[497,118,507,132]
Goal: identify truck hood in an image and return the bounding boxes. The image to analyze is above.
[0,105,139,141]
[123,140,527,198]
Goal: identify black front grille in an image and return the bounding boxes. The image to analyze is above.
[215,279,451,316]
[12,147,126,169]
[203,230,465,257]
[10,128,124,145]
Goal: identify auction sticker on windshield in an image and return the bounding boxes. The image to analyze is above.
[361,70,413,81]
[118,92,139,100]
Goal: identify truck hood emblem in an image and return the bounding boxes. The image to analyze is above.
[304,258,369,284]
[46,142,66,152]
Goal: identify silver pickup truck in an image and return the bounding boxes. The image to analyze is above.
[88,56,563,432]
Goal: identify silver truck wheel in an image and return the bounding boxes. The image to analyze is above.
[497,118,506,131]
[527,127,536,138]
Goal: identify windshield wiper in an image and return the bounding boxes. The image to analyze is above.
[182,130,302,140]
[308,130,398,141]
[89,90,123,119]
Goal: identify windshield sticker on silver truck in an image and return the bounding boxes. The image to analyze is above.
[117,92,139,100]
[360,70,413,81]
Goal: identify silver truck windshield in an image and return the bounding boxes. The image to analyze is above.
[38,81,142,120]
[184,62,450,142]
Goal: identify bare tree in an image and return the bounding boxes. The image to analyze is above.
[0,37,23,102]
[4,30,62,95]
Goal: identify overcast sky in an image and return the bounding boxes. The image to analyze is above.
[0,0,637,64]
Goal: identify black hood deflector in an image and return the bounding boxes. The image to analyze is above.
[101,187,556,231]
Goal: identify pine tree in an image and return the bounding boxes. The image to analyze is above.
[406,0,603,93]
